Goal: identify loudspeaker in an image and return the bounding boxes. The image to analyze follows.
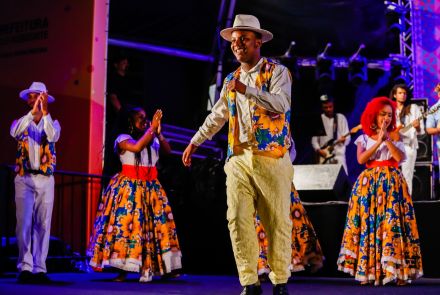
[293,164,351,202]
[412,163,433,201]
[416,133,432,162]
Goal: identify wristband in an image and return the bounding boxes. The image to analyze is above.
[147,128,155,135]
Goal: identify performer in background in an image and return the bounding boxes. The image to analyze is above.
[389,84,424,194]
[10,82,61,284]
[426,83,440,180]
[182,14,293,295]
[337,97,423,285]
[88,107,182,282]
[311,94,350,174]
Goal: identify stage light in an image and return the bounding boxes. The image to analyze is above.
[348,58,367,84]
[283,41,296,58]
[384,1,407,14]
[389,54,410,84]
[389,23,406,33]
[315,43,335,81]
[280,41,299,80]
[348,44,367,84]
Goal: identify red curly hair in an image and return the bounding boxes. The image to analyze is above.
[360,96,396,137]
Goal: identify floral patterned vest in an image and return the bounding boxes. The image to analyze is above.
[225,58,291,159]
[15,129,56,176]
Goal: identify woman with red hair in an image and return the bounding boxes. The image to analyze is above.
[337,97,423,285]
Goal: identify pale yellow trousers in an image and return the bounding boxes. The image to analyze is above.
[224,149,293,286]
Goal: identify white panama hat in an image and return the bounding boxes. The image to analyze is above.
[19,82,55,103]
[220,14,273,43]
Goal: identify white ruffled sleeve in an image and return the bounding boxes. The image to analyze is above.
[114,134,132,150]
[354,134,367,148]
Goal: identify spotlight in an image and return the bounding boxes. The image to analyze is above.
[384,1,407,14]
[316,43,335,81]
[390,62,407,84]
[389,23,406,33]
[283,41,296,58]
[280,41,299,80]
[389,54,410,84]
[348,44,367,84]
[349,58,368,84]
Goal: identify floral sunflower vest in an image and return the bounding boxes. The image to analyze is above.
[15,130,56,176]
[225,58,291,159]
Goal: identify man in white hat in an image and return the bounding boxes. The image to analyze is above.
[10,82,61,283]
[183,14,292,295]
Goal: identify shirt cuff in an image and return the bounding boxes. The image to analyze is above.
[43,113,53,121]
[26,111,35,120]
[190,133,204,147]
[42,113,54,126]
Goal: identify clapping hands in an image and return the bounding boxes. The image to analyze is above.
[378,120,388,142]
[150,109,163,133]
[31,92,49,116]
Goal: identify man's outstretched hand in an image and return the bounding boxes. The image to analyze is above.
[182,143,198,167]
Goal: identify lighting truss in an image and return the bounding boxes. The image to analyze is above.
[385,0,420,96]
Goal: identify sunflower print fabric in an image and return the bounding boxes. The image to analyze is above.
[15,130,56,176]
[88,173,182,280]
[225,70,240,159]
[256,184,324,274]
[337,166,423,285]
[225,58,291,159]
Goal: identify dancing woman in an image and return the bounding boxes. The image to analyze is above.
[337,97,423,285]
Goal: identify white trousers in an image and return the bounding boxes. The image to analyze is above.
[14,174,54,273]
[401,145,417,195]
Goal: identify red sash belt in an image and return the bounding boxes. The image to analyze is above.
[121,164,157,181]
[366,159,398,169]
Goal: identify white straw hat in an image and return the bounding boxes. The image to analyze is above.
[19,82,55,103]
[220,14,273,43]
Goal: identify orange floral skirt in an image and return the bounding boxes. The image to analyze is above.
[87,173,181,281]
[337,166,423,285]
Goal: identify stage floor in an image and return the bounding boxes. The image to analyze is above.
[1,273,440,295]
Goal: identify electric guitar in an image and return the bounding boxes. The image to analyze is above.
[390,103,440,141]
[318,124,362,164]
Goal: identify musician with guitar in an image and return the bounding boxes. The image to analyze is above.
[426,83,440,183]
[311,94,351,174]
[390,84,425,194]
